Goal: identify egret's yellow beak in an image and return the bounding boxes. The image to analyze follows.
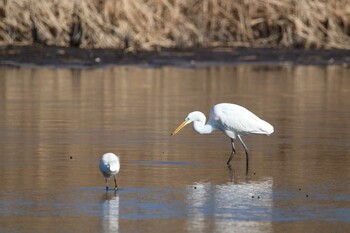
[171,120,189,135]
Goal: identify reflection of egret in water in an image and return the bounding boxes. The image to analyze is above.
[186,179,273,233]
[186,183,213,232]
[101,192,119,232]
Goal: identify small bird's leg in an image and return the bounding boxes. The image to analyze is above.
[237,135,249,173]
[114,175,118,191]
[105,178,109,191]
[226,138,236,166]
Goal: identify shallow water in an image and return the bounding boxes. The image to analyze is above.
[0,65,350,232]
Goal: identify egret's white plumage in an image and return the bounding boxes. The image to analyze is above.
[172,103,274,169]
[99,153,120,190]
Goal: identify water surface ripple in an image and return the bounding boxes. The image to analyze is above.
[0,65,349,232]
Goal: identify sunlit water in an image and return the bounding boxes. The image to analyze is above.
[0,65,350,232]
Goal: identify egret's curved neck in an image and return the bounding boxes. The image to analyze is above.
[193,121,215,134]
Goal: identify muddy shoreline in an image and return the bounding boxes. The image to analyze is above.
[0,46,350,68]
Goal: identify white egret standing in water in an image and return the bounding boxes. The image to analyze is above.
[171,103,274,170]
[99,153,120,190]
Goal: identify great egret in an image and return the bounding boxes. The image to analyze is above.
[171,103,274,169]
[99,153,120,191]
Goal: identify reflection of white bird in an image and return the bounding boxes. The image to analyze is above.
[186,180,273,232]
[102,193,120,232]
[99,153,120,190]
[172,103,274,168]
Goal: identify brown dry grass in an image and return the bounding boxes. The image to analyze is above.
[0,0,349,50]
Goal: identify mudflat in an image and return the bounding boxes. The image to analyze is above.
[0,46,350,68]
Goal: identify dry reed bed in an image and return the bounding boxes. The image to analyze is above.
[0,0,349,50]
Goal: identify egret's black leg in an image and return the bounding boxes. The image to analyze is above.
[114,175,118,191]
[226,138,236,166]
[105,178,109,191]
[238,135,249,173]
[227,164,235,182]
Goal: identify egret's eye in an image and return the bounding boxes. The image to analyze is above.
[186,117,190,121]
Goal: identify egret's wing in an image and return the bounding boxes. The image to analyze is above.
[211,104,273,136]
[110,161,120,173]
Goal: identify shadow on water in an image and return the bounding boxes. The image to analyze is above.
[0,65,350,232]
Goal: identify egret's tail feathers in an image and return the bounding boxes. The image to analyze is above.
[259,120,274,135]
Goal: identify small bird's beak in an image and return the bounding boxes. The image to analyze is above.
[171,120,189,135]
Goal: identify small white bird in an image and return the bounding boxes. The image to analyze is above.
[172,103,274,169]
[99,153,120,191]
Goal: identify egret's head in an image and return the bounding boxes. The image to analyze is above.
[171,111,205,135]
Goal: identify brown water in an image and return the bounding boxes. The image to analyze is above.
[0,65,349,232]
